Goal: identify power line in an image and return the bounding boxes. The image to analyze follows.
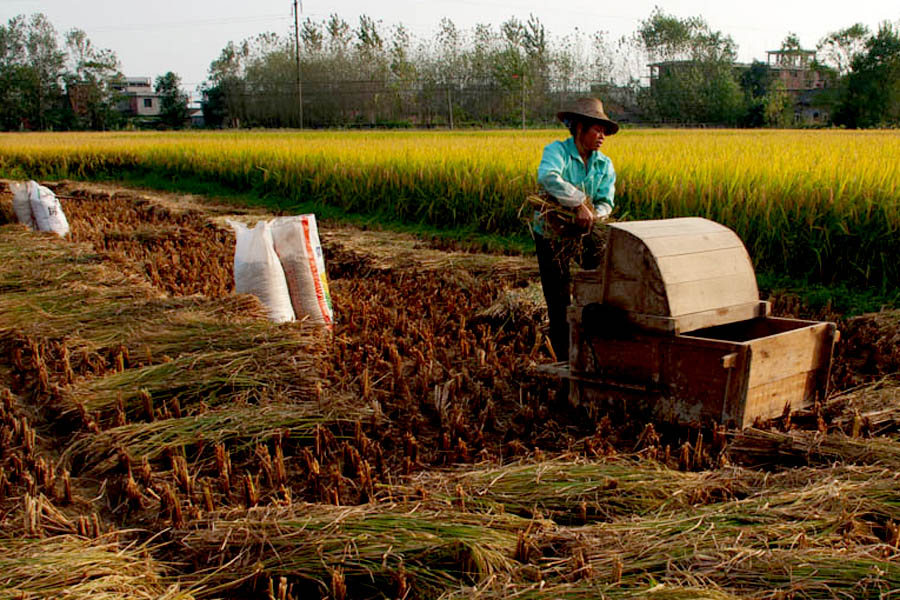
[84,14,291,33]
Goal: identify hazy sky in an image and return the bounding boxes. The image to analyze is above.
[3,0,898,98]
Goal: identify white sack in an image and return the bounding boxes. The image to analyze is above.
[28,181,69,237]
[270,215,333,328]
[9,181,35,229]
[229,219,295,323]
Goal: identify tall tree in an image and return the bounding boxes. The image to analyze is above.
[781,32,802,53]
[638,8,742,124]
[155,71,189,128]
[24,13,66,129]
[204,40,250,127]
[638,9,705,63]
[834,22,900,128]
[818,24,870,76]
[300,17,324,54]
[0,15,30,129]
[0,14,66,130]
[325,14,352,56]
[64,28,123,130]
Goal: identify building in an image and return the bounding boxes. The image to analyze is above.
[765,49,833,123]
[647,49,834,125]
[188,99,205,128]
[765,49,828,92]
[113,77,162,117]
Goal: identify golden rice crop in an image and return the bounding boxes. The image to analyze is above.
[1,129,899,287]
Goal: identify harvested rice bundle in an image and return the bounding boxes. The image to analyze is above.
[441,577,742,599]
[532,466,900,596]
[66,336,324,425]
[0,535,194,600]
[727,427,900,469]
[63,401,366,474]
[400,457,768,523]
[177,501,538,598]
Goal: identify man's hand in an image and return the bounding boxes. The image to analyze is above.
[575,202,594,231]
[595,202,612,221]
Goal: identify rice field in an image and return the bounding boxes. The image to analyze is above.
[3,179,900,598]
[1,129,899,289]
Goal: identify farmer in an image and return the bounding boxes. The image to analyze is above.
[532,97,618,362]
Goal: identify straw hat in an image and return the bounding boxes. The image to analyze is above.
[557,97,619,135]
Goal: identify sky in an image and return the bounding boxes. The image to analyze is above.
[2,0,898,99]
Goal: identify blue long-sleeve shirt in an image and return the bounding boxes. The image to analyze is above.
[537,136,616,211]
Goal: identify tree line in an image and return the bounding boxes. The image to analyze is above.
[1,10,898,130]
[199,9,900,129]
[0,14,189,130]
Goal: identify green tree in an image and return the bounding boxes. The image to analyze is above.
[300,17,323,53]
[204,41,250,127]
[638,8,742,124]
[155,71,189,128]
[0,16,31,129]
[834,22,900,128]
[818,23,870,76]
[23,13,66,129]
[738,61,770,126]
[64,28,123,130]
[762,79,794,127]
[781,32,802,53]
[199,82,227,128]
[0,14,66,130]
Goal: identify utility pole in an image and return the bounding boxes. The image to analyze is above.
[521,81,526,130]
[447,83,453,129]
[293,0,303,128]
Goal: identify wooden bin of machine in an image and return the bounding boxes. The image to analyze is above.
[558,217,838,428]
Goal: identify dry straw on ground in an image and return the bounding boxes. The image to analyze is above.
[4,182,900,600]
[0,535,194,600]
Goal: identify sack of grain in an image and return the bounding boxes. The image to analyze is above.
[28,181,69,237]
[228,219,295,323]
[270,215,333,328]
[9,181,35,229]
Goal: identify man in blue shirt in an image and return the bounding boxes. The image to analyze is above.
[534,97,618,362]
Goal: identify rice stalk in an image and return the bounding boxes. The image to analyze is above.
[529,466,900,596]
[397,457,768,523]
[727,427,900,470]
[440,577,743,600]
[62,401,368,474]
[66,337,324,422]
[0,534,194,600]
[177,501,544,598]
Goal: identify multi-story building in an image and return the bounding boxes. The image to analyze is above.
[113,77,162,117]
[647,48,834,124]
[766,49,834,123]
[765,49,829,92]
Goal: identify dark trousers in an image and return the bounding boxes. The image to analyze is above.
[534,228,606,362]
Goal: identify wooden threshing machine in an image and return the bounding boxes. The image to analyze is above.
[552,217,838,428]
